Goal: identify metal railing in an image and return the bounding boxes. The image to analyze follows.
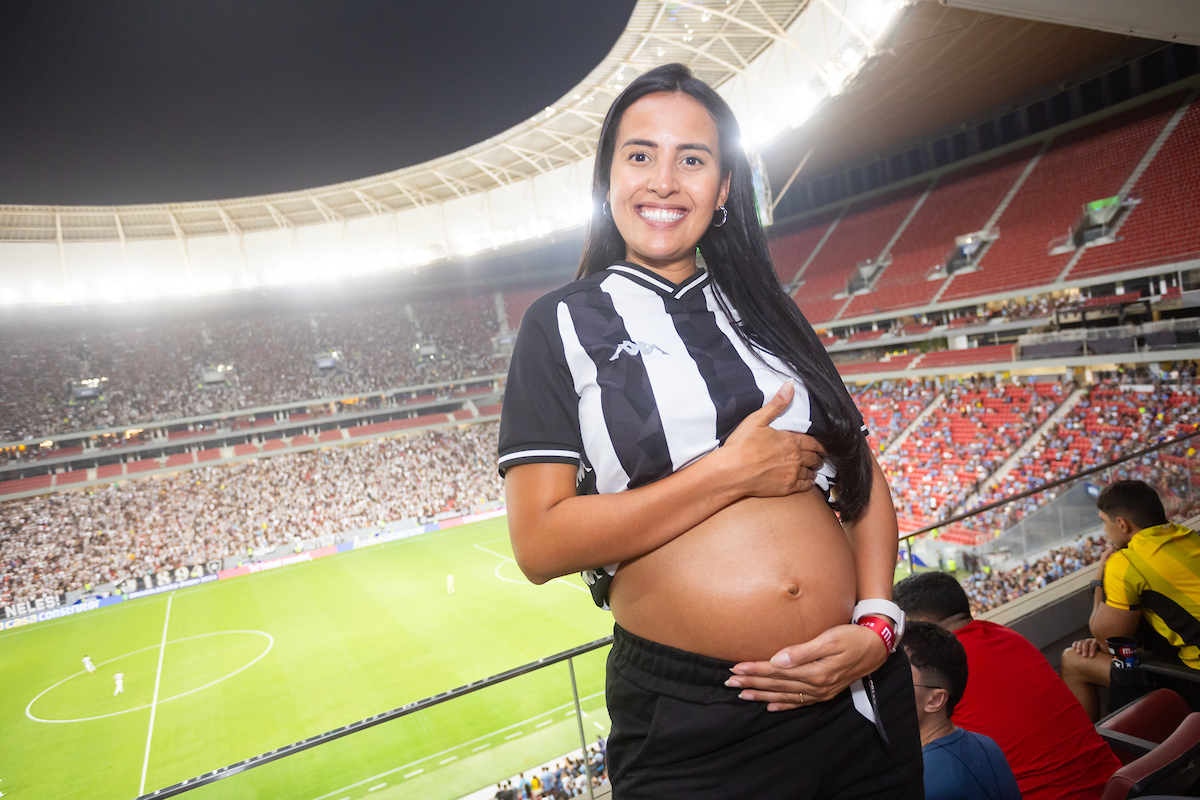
[903,428,1199,540]
[134,427,1198,800]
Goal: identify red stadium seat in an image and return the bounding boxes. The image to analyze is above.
[1099,713,1200,799]
[1071,101,1200,280]
[770,210,840,285]
[940,94,1185,302]
[1099,689,1192,765]
[843,146,1038,319]
[792,184,926,324]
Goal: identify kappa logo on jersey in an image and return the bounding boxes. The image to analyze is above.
[609,340,667,361]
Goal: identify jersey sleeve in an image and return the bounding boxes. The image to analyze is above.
[1103,551,1146,610]
[497,294,583,477]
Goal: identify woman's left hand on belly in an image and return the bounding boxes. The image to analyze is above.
[725,624,888,711]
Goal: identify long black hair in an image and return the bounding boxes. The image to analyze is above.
[576,63,874,521]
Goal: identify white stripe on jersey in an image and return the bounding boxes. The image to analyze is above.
[704,286,837,490]
[557,301,631,495]
[498,449,580,465]
[601,274,718,473]
[703,286,811,433]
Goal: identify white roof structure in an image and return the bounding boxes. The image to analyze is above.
[0,0,905,306]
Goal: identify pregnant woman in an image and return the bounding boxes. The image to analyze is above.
[499,63,922,799]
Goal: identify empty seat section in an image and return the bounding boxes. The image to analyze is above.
[836,353,920,376]
[843,147,1036,318]
[941,94,1182,301]
[1070,100,1200,279]
[916,344,1014,369]
[793,186,924,324]
[768,210,838,285]
[502,285,557,331]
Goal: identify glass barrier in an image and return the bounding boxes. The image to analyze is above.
[899,431,1197,615]
[140,642,612,800]
[141,431,1197,800]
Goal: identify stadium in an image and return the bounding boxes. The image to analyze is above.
[1,1,1199,798]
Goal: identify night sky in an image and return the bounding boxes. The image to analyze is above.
[0,1,636,206]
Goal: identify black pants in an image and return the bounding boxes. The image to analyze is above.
[605,624,924,799]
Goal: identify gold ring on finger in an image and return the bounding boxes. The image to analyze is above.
[799,692,805,704]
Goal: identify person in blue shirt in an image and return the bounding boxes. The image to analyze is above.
[903,621,1022,800]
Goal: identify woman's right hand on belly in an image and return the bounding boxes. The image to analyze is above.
[719,381,826,498]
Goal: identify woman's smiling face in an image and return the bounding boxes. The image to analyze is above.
[607,91,730,283]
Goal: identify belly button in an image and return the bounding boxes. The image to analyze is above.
[785,583,801,598]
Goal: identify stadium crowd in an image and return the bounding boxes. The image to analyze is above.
[2,375,1195,612]
[963,381,1200,535]
[960,536,1108,615]
[0,423,502,607]
[852,381,937,454]
[881,379,1069,530]
[0,293,504,444]
[493,745,608,799]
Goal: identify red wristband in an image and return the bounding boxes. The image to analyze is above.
[857,615,896,653]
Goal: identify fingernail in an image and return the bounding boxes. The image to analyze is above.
[738,691,752,700]
[724,678,740,688]
[771,653,793,668]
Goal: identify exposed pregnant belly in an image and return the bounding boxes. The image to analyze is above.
[608,490,857,663]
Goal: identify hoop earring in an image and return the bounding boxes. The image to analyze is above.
[602,201,613,221]
[712,205,728,228]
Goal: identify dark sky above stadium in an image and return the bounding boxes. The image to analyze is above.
[0,1,636,206]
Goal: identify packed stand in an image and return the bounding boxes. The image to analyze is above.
[0,423,502,607]
[882,380,1069,532]
[492,744,608,799]
[967,381,1200,535]
[989,294,1076,320]
[0,293,505,445]
[960,535,1108,615]
[851,381,937,454]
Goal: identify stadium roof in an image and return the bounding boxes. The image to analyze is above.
[761,2,1155,191]
[0,0,1179,306]
[0,0,824,246]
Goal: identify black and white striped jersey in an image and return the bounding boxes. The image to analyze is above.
[498,260,865,492]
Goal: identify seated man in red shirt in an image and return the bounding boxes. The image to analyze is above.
[895,571,1120,800]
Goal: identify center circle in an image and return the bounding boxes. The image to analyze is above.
[26,629,274,724]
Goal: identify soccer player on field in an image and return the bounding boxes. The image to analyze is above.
[113,672,124,696]
[82,655,95,673]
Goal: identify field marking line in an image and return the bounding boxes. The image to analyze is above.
[404,769,423,778]
[439,756,458,764]
[139,593,173,796]
[505,731,523,739]
[472,543,589,594]
[536,719,553,728]
[368,782,387,791]
[308,690,606,800]
[26,630,274,724]
[594,721,605,730]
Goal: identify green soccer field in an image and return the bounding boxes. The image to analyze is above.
[0,518,616,800]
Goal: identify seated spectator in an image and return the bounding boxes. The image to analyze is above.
[1061,479,1200,720]
[895,571,1120,800]
[903,621,1021,800]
